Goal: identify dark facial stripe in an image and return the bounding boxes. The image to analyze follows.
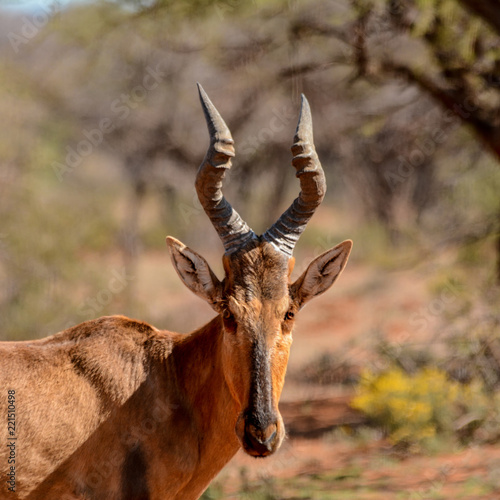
[121,444,150,500]
[245,334,275,430]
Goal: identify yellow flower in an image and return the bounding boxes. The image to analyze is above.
[350,366,487,448]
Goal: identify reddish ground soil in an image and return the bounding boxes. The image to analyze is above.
[222,436,500,499]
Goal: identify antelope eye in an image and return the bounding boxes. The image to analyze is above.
[284,311,295,321]
[222,309,233,320]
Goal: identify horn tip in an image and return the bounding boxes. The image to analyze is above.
[197,82,208,102]
[299,94,311,118]
[295,94,313,139]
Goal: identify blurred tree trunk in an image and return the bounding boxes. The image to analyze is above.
[384,0,500,281]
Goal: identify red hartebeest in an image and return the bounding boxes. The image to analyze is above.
[0,85,352,499]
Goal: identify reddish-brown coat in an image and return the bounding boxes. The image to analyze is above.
[0,239,351,499]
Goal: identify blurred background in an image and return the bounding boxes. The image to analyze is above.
[1,0,500,497]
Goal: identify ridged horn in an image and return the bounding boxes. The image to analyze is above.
[262,95,326,257]
[195,83,256,254]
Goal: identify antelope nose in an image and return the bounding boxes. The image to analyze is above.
[244,422,278,455]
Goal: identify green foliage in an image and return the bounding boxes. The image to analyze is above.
[0,87,123,338]
[200,482,225,500]
[406,0,498,82]
[412,0,438,37]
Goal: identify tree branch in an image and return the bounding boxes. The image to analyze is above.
[379,60,500,161]
[457,0,500,36]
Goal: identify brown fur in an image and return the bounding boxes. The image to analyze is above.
[0,238,351,499]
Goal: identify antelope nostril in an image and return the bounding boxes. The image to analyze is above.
[263,428,277,446]
[246,423,277,446]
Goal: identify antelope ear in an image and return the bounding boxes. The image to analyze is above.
[166,236,223,310]
[291,240,352,308]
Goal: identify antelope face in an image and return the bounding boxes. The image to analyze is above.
[166,85,352,457]
[221,241,293,457]
[167,236,351,457]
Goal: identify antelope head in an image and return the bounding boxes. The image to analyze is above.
[166,85,352,458]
